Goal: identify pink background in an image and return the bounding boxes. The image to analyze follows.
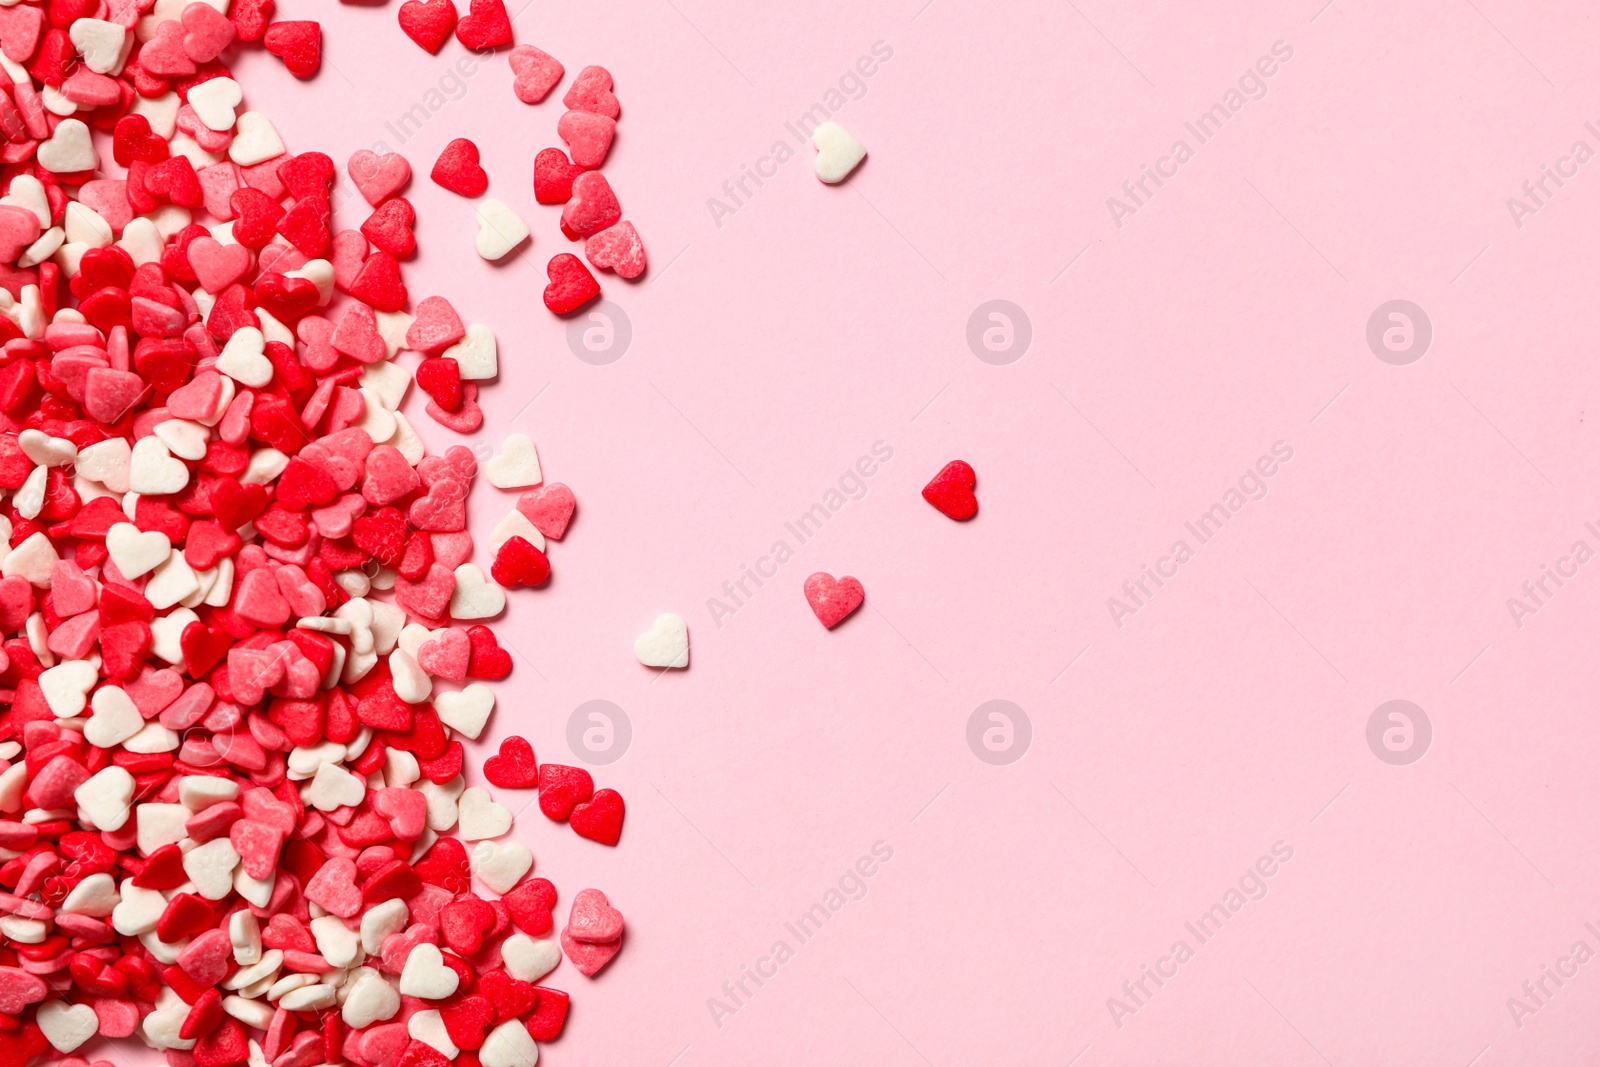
[237,0,1600,1062]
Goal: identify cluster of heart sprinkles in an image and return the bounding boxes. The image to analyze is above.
[0,2,638,1065]
[382,0,647,304]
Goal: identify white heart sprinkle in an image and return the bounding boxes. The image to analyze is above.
[85,685,144,749]
[127,435,190,495]
[106,521,171,578]
[812,121,866,184]
[76,436,132,492]
[634,612,689,668]
[69,18,129,74]
[341,971,401,1028]
[442,323,497,380]
[37,1000,97,1052]
[489,510,546,556]
[449,563,505,620]
[216,326,272,387]
[398,942,459,1000]
[182,837,240,901]
[228,112,285,165]
[409,1008,459,1058]
[472,840,533,895]
[307,762,367,812]
[36,119,96,174]
[500,933,560,984]
[187,77,241,132]
[457,786,512,841]
[486,433,541,489]
[474,199,530,261]
[74,765,135,831]
[479,1019,538,1067]
[434,683,494,740]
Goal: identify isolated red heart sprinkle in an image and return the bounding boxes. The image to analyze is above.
[804,572,865,629]
[570,789,625,846]
[263,20,321,79]
[922,460,978,520]
[542,253,600,315]
[431,138,489,198]
[454,0,513,50]
[483,736,538,788]
[398,0,456,52]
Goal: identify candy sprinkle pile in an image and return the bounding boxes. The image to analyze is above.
[0,3,628,1066]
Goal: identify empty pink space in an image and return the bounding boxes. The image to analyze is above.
[226,0,1600,1064]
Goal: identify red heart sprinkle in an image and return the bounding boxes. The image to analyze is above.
[804,572,865,629]
[922,460,978,520]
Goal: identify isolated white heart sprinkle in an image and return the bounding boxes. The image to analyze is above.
[216,326,273,387]
[128,435,190,495]
[442,323,498,380]
[106,521,172,579]
[450,563,505,620]
[500,933,560,984]
[85,686,144,748]
[457,786,512,841]
[479,1019,538,1067]
[472,840,533,895]
[811,121,866,184]
[434,683,494,740]
[187,77,242,132]
[486,433,541,489]
[475,199,530,261]
[634,612,689,668]
[36,120,96,174]
[398,942,459,1000]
